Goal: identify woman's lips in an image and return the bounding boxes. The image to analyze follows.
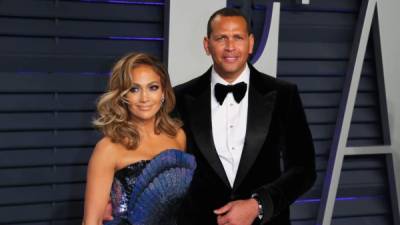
[136,105,153,111]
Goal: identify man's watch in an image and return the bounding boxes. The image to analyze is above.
[251,193,264,220]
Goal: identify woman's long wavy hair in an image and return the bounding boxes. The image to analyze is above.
[93,52,182,150]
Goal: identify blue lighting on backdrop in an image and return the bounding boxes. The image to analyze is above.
[109,36,163,41]
[295,195,384,205]
[80,0,164,5]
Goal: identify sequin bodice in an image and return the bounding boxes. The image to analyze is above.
[110,160,150,221]
[104,149,196,225]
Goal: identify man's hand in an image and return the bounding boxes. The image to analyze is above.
[102,201,113,221]
[214,198,259,225]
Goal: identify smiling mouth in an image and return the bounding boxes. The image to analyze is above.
[136,106,153,111]
[223,56,239,62]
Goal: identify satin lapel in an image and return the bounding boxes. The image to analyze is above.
[185,82,231,188]
[233,79,277,191]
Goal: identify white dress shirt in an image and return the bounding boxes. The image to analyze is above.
[211,65,249,187]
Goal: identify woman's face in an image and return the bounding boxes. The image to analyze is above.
[126,65,164,122]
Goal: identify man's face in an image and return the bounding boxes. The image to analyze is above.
[204,15,254,81]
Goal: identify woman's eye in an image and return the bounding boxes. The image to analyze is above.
[149,85,159,91]
[130,87,139,93]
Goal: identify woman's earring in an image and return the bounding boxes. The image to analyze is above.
[161,95,165,104]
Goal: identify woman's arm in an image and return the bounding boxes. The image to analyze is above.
[83,138,117,225]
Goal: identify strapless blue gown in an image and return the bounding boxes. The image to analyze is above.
[104,149,196,225]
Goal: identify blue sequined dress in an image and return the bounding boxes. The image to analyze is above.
[104,149,196,225]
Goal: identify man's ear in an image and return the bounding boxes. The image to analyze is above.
[203,37,210,55]
[248,33,255,54]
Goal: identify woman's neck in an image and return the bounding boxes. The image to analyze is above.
[135,118,157,137]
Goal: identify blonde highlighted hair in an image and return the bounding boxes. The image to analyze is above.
[93,52,181,149]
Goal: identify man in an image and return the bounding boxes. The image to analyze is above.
[175,8,316,225]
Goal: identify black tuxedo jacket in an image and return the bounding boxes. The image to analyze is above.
[174,64,316,225]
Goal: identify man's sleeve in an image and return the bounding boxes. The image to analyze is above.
[254,85,317,224]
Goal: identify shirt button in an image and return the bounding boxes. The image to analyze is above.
[229,125,234,128]
[229,103,234,106]
[231,147,235,150]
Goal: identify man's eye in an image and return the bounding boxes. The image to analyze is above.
[235,36,244,40]
[130,87,139,93]
[149,85,159,91]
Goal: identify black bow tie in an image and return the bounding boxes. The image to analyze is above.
[214,82,247,105]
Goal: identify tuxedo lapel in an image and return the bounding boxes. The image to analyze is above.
[184,71,231,188]
[233,69,277,191]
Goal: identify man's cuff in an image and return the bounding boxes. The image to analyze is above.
[251,193,264,220]
[252,189,274,224]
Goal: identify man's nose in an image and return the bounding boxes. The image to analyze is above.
[225,39,235,51]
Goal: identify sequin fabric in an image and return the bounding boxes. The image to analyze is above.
[106,160,150,225]
[104,149,196,225]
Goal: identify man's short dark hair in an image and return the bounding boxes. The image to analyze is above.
[207,7,252,37]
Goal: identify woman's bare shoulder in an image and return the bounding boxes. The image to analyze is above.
[90,137,121,163]
[175,128,186,151]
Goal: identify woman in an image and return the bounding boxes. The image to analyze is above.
[83,53,196,225]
